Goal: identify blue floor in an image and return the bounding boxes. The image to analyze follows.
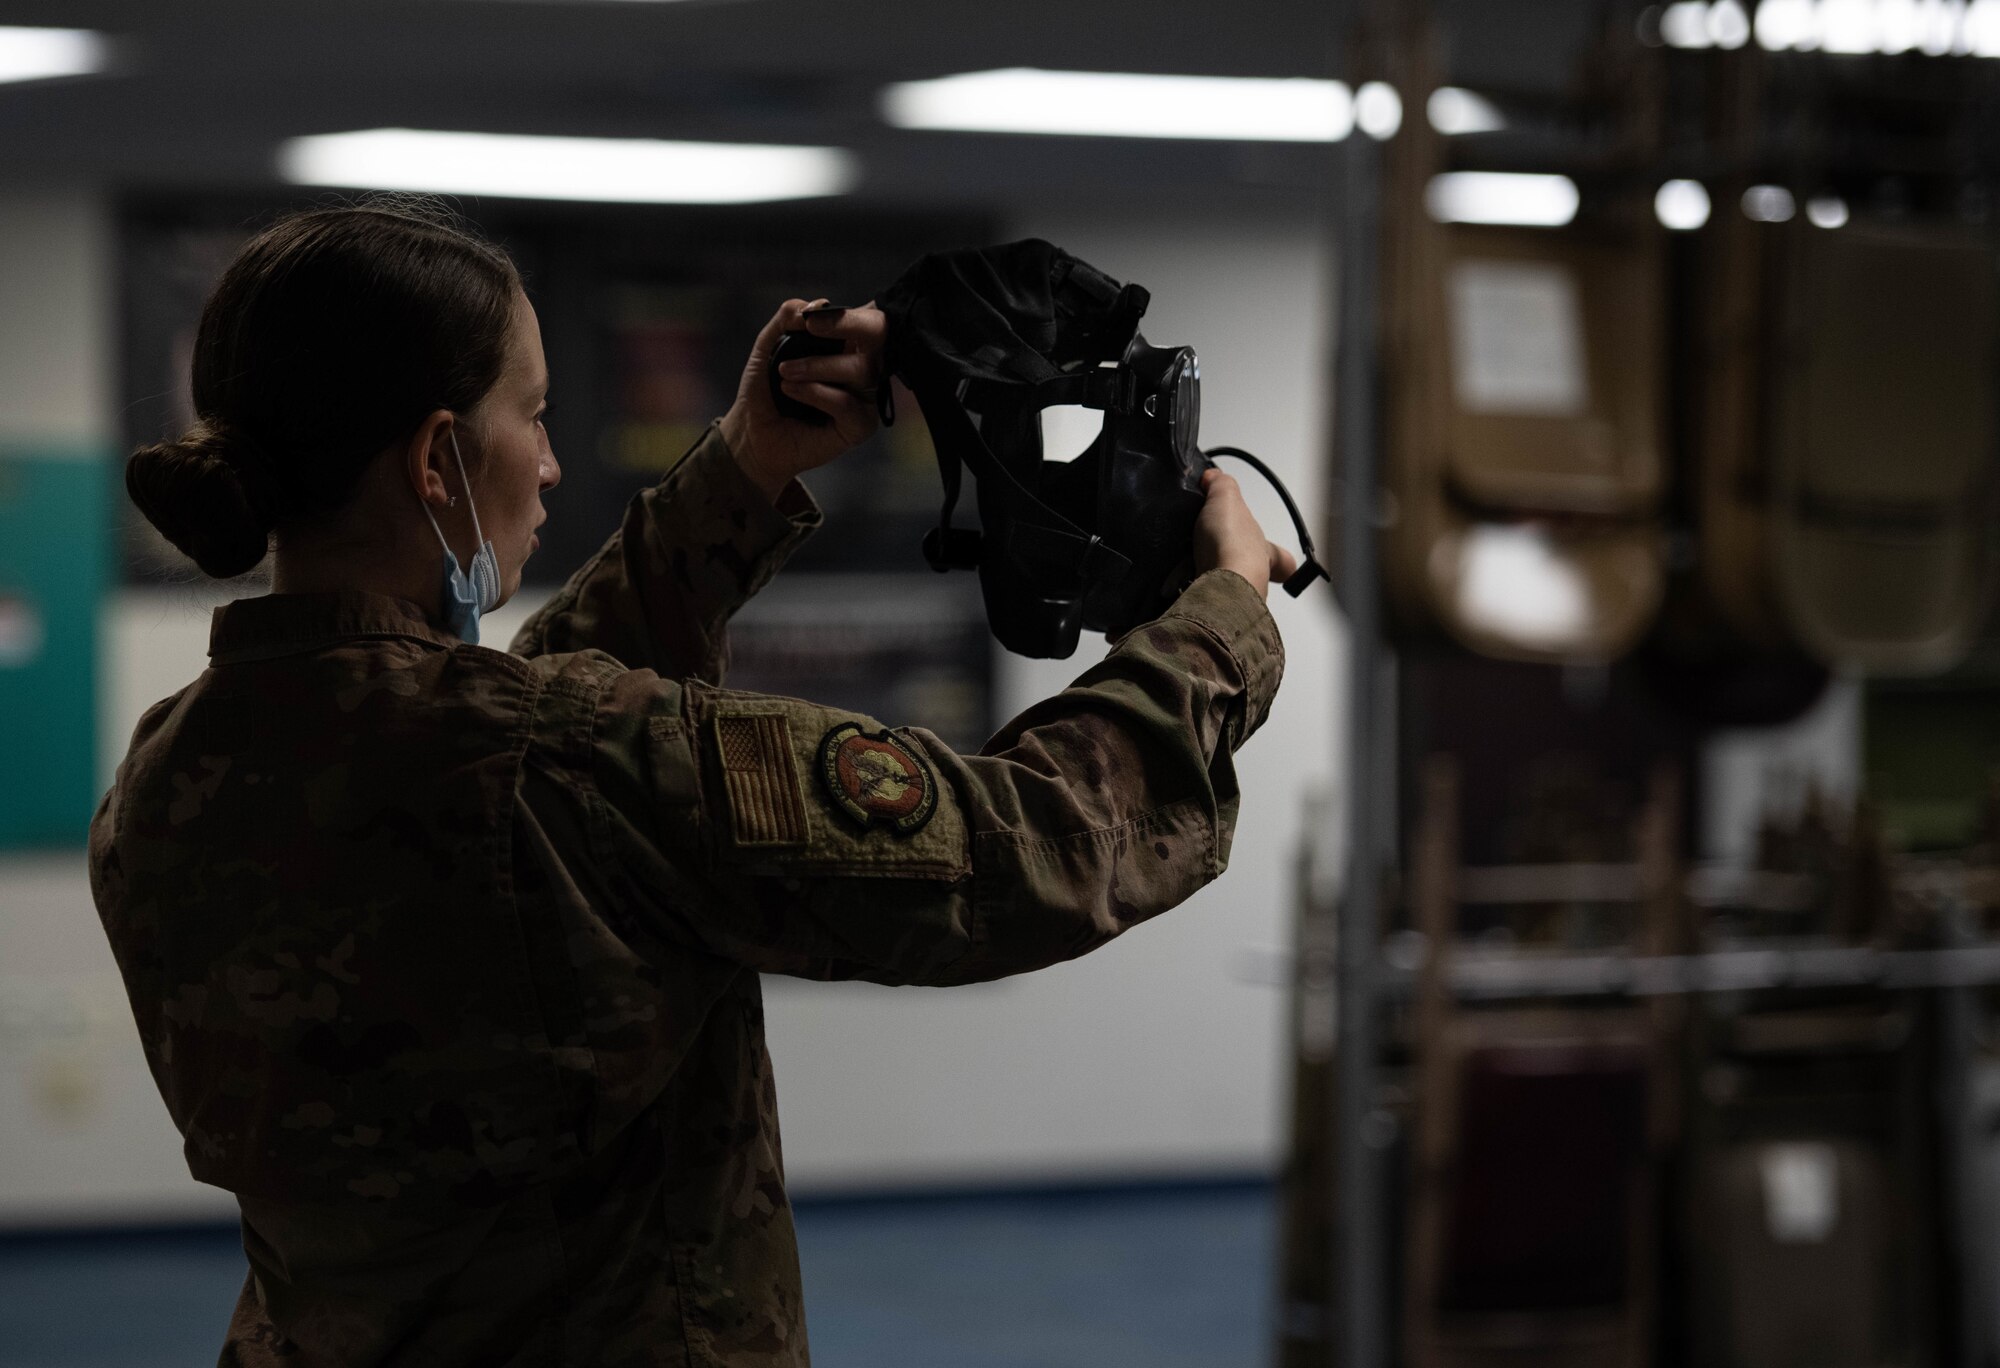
[0,1182,1274,1367]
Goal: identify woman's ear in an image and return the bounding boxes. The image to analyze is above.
[405,409,457,508]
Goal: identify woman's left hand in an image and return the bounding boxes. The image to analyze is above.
[719,297,888,503]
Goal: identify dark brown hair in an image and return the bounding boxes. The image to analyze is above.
[126,199,522,578]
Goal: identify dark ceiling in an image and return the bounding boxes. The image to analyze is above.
[0,0,1611,209]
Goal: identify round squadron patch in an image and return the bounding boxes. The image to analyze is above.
[816,722,938,835]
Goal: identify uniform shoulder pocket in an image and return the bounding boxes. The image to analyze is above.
[686,684,969,881]
[644,714,702,806]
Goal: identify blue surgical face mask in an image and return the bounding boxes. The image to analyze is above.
[420,429,502,645]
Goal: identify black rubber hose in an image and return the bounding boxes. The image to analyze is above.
[1203,446,1331,597]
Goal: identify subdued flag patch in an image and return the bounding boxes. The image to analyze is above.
[713,714,809,846]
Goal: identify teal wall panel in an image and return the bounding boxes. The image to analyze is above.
[0,447,109,847]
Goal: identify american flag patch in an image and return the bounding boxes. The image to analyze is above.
[713,714,808,846]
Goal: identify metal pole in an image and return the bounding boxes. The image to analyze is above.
[1331,126,1387,1368]
[1935,897,1990,1368]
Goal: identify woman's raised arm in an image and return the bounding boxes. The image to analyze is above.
[510,300,885,681]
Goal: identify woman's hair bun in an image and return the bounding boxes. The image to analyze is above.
[125,422,283,579]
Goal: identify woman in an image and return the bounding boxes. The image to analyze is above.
[90,201,1289,1366]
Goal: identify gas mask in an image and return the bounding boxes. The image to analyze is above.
[874,239,1325,659]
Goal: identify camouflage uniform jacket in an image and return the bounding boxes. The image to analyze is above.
[88,424,1285,1367]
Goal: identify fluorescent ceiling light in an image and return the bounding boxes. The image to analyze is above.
[1661,2,1714,47]
[1925,0,1972,54]
[1755,0,1821,49]
[1427,87,1506,135]
[1355,81,1403,140]
[1709,0,1753,45]
[1742,184,1797,221]
[0,26,107,84]
[1426,172,1579,227]
[881,68,1354,142]
[1655,178,1712,230]
[279,129,856,204]
[1971,0,2000,54]
[1820,0,1880,51]
[1733,0,1994,55]
[1876,0,1926,51]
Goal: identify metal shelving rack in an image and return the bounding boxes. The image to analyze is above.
[1329,108,1392,1368]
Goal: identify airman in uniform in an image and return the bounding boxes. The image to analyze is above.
[89,202,1288,1366]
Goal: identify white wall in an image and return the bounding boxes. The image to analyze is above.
[1700,677,1864,865]
[0,204,1342,1223]
[0,191,114,448]
[3,587,552,1226]
[0,852,234,1225]
[0,189,204,1225]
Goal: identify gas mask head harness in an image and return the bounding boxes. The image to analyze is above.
[872,239,1325,659]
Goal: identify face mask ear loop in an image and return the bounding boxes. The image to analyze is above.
[447,428,487,550]
[420,483,458,560]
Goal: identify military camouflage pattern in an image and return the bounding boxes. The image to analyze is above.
[88,423,1285,1366]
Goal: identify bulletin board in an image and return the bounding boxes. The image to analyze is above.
[0,445,108,847]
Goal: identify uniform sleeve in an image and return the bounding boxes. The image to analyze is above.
[509,423,820,683]
[586,569,1285,987]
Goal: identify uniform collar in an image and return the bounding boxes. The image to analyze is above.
[208,591,461,665]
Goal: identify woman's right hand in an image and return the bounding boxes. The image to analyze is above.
[1192,467,1297,599]
[719,298,887,503]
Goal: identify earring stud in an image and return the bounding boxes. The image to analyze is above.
[448,496,459,507]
